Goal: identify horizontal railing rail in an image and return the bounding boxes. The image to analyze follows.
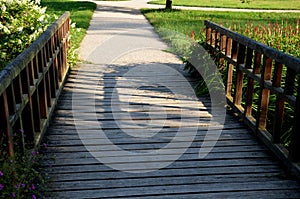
[0,12,70,156]
[204,20,300,178]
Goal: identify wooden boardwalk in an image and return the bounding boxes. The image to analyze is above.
[40,63,300,198]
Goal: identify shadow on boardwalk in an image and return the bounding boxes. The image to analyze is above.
[40,63,300,198]
[39,0,300,198]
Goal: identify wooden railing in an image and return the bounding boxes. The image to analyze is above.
[204,20,300,177]
[0,12,70,156]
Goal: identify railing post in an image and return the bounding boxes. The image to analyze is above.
[206,27,211,45]
[233,43,246,106]
[289,77,300,162]
[226,39,236,100]
[0,92,14,157]
[256,56,272,130]
[272,62,284,143]
[244,48,254,116]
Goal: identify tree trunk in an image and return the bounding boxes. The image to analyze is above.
[166,0,172,10]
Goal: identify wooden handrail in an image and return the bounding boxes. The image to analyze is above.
[204,20,300,178]
[0,12,70,156]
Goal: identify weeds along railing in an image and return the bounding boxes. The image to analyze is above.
[204,20,300,177]
[0,12,70,157]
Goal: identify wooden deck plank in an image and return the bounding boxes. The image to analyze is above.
[41,66,300,198]
[45,181,300,198]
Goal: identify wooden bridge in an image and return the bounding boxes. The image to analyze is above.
[1,8,300,198]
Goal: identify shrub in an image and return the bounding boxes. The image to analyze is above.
[0,130,47,198]
[0,0,51,70]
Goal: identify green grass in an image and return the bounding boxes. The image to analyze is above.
[149,0,300,10]
[41,0,97,65]
[142,9,300,40]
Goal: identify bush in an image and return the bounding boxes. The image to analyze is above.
[0,0,51,70]
[0,130,47,198]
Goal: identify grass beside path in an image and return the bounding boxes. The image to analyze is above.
[149,0,300,10]
[41,0,97,65]
[142,9,300,59]
[142,9,300,41]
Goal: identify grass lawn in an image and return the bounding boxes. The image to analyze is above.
[142,9,300,42]
[41,0,97,64]
[149,0,300,10]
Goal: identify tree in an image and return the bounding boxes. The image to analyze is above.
[166,0,172,10]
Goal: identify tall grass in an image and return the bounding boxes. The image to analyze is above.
[227,19,300,58]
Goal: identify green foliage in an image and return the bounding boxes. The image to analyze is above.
[0,130,47,198]
[0,0,96,71]
[227,19,300,58]
[41,0,97,66]
[0,0,52,70]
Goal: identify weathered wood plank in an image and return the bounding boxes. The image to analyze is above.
[45,180,300,198]
[44,165,282,182]
[40,44,300,198]
[124,190,300,199]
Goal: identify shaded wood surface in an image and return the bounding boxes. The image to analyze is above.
[41,64,300,198]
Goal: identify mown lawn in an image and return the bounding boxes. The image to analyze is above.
[41,0,97,64]
[149,0,300,10]
[142,9,300,53]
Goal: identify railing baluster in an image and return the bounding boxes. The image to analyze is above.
[226,39,236,99]
[285,68,296,95]
[38,78,48,119]
[234,43,246,106]
[27,61,35,86]
[272,62,284,143]
[256,56,272,130]
[0,92,14,156]
[225,37,232,57]
[6,84,16,115]
[290,77,300,161]
[244,48,254,116]
[13,76,23,104]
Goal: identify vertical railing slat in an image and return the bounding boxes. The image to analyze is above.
[290,76,300,161]
[0,92,14,157]
[272,62,284,143]
[244,48,254,116]
[234,43,246,106]
[6,84,16,115]
[256,56,272,130]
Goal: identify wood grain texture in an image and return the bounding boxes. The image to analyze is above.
[40,64,300,198]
